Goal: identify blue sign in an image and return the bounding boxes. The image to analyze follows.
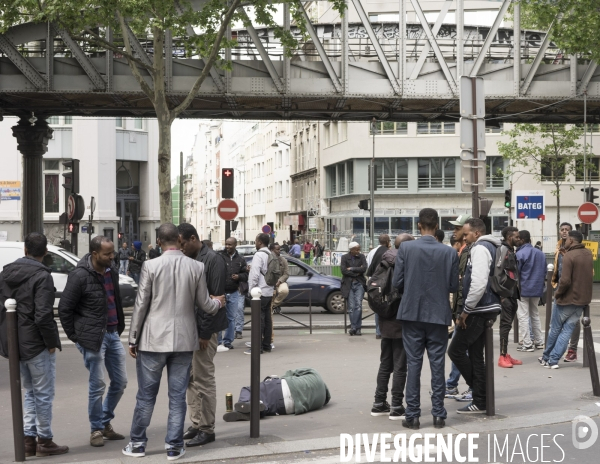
[515,191,545,220]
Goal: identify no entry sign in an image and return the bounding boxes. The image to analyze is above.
[578,202,599,224]
[217,199,239,221]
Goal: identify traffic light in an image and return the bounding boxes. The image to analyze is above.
[358,199,369,210]
[221,168,234,198]
[62,159,80,193]
[68,222,79,234]
[584,187,600,205]
[504,189,512,208]
[231,220,239,231]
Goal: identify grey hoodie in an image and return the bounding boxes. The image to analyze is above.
[463,235,502,314]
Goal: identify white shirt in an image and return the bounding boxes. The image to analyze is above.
[281,379,295,415]
[366,245,381,266]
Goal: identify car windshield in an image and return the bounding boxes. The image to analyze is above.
[59,250,81,263]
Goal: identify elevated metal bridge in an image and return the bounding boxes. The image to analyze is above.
[0,0,599,123]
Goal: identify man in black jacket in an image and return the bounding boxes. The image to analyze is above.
[58,236,127,447]
[178,223,227,448]
[0,233,68,457]
[218,237,248,346]
[341,242,367,336]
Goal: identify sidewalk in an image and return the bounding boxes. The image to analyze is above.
[1,330,599,464]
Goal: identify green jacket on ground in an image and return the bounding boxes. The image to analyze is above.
[281,368,331,415]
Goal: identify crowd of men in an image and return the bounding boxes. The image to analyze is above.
[0,209,594,458]
[339,209,592,428]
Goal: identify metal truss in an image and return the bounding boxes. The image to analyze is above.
[0,0,599,123]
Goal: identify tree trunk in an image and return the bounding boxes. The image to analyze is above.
[157,116,173,223]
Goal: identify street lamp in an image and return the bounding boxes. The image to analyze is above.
[271,140,291,147]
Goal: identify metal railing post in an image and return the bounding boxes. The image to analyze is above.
[544,264,554,346]
[249,288,261,438]
[6,299,25,462]
[581,305,600,396]
[485,318,495,416]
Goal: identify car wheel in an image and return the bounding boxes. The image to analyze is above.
[326,291,345,314]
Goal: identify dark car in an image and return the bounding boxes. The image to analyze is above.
[244,255,344,313]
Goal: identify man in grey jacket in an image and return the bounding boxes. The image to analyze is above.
[123,223,225,461]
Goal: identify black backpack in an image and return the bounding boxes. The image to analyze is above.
[366,261,401,319]
[490,244,519,298]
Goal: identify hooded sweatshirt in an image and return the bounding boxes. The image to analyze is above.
[0,257,60,360]
[462,235,502,315]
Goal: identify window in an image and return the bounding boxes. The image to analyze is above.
[348,162,354,193]
[116,118,123,128]
[338,163,346,195]
[42,252,75,274]
[370,121,408,135]
[48,116,60,125]
[287,262,306,276]
[541,158,566,181]
[486,123,504,133]
[133,118,143,130]
[375,159,408,189]
[486,157,505,188]
[417,122,455,135]
[391,217,413,234]
[64,116,72,125]
[576,157,600,181]
[493,216,509,232]
[418,158,456,189]
[328,166,337,196]
[441,217,458,231]
[43,159,65,213]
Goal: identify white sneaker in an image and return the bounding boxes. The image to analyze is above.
[245,341,252,347]
[271,344,275,350]
[216,344,230,353]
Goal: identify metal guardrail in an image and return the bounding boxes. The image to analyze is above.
[244,288,313,334]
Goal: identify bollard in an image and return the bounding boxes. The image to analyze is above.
[249,287,261,438]
[484,318,495,416]
[583,306,590,368]
[544,264,554,347]
[581,305,600,396]
[513,316,519,343]
[344,298,347,334]
[6,299,25,462]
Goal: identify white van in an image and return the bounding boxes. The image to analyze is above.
[0,242,138,308]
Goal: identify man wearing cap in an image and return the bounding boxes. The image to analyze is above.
[341,242,367,336]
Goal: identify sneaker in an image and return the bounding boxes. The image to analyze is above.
[244,348,263,355]
[90,430,104,447]
[216,344,230,353]
[235,332,243,339]
[389,405,406,420]
[455,389,472,402]
[538,356,548,367]
[457,402,485,414]
[103,423,125,440]
[445,386,459,398]
[371,401,391,416]
[544,363,560,369]
[271,343,275,350]
[535,342,545,350]
[245,341,252,347]
[506,354,522,366]
[517,343,534,352]
[122,442,145,457]
[564,349,577,362]
[498,354,513,368]
[166,446,186,461]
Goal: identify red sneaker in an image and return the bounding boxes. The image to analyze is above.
[564,349,577,362]
[506,354,522,365]
[498,354,513,368]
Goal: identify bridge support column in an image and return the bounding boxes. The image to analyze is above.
[11,116,53,238]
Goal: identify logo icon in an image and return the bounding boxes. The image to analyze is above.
[572,415,598,450]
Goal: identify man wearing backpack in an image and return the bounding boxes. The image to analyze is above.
[497,226,523,369]
[246,233,280,354]
[371,234,412,420]
[449,218,501,414]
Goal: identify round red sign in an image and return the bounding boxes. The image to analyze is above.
[217,199,239,221]
[577,202,599,224]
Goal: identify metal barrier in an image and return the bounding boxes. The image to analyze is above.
[244,288,313,334]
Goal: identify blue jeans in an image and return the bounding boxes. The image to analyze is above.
[130,351,193,448]
[119,260,128,275]
[347,281,365,330]
[76,331,128,432]
[132,272,140,284]
[21,349,56,439]
[217,292,240,346]
[543,303,584,366]
[235,291,246,333]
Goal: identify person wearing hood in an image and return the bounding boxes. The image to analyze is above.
[540,230,593,368]
[128,241,146,284]
[58,236,127,448]
[341,241,367,336]
[0,233,68,458]
[449,218,501,415]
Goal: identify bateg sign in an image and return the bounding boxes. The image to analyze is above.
[515,190,545,220]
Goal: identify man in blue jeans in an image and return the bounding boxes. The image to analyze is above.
[59,235,128,447]
[124,223,225,460]
[217,238,248,350]
[0,233,68,457]
[341,242,367,336]
[540,230,593,368]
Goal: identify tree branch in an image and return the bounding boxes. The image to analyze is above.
[116,11,155,101]
[172,0,242,117]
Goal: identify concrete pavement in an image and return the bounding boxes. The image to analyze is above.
[2,327,600,464]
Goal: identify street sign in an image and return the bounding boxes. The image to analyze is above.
[261,224,272,234]
[583,240,599,260]
[459,118,486,151]
[515,191,545,220]
[459,76,485,118]
[589,231,600,241]
[578,202,600,224]
[217,199,239,221]
[460,162,486,193]
[67,195,76,220]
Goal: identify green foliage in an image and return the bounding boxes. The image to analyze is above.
[516,0,600,62]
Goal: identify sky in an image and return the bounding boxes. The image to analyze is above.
[171,119,202,181]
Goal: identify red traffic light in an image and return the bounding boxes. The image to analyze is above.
[68,223,79,234]
[223,169,232,176]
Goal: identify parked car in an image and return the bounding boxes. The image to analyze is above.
[236,245,257,256]
[244,255,344,313]
[0,242,138,308]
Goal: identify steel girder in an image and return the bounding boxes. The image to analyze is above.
[0,1,599,123]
